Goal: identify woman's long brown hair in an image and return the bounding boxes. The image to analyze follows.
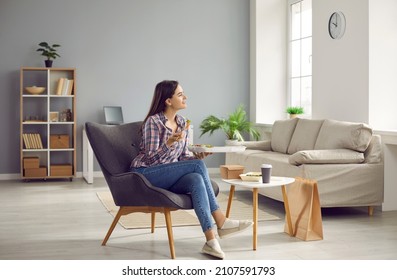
[142,80,179,129]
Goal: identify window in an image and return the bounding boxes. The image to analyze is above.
[289,0,312,115]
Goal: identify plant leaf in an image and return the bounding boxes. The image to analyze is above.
[199,104,260,141]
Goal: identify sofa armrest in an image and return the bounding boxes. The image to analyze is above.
[289,149,365,166]
[364,135,382,164]
[240,140,271,151]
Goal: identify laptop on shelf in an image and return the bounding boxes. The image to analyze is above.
[103,106,124,125]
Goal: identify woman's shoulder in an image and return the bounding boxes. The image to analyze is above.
[146,113,163,124]
[144,113,166,131]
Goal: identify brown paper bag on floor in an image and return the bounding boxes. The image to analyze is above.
[284,177,323,241]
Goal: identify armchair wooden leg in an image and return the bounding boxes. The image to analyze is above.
[151,212,156,233]
[102,207,124,246]
[164,209,176,259]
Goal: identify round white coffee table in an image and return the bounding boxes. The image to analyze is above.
[222,176,295,250]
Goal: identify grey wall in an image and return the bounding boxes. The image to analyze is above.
[0,0,250,174]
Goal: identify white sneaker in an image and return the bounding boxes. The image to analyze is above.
[202,241,225,259]
[217,220,253,239]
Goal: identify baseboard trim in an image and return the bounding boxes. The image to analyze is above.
[0,173,20,180]
[76,171,104,178]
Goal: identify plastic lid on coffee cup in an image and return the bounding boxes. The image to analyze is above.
[261,164,272,168]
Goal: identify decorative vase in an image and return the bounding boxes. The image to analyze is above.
[45,60,53,68]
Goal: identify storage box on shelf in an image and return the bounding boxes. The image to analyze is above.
[20,67,76,181]
[50,134,70,149]
[23,156,46,178]
[50,164,73,176]
[23,157,39,169]
[25,167,47,178]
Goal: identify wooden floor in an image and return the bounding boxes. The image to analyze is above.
[0,175,396,260]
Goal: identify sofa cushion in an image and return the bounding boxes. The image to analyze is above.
[287,119,324,154]
[227,150,302,177]
[240,140,271,151]
[314,119,373,152]
[271,118,299,153]
[289,149,365,165]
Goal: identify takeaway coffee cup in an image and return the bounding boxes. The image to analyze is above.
[261,164,272,183]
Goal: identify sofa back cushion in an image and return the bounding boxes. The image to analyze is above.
[241,140,271,151]
[271,118,299,153]
[287,119,324,154]
[314,119,373,152]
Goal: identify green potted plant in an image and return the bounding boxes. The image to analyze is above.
[36,42,61,68]
[286,106,304,119]
[199,104,260,144]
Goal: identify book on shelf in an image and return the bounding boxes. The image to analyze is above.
[62,79,69,95]
[27,134,34,149]
[22,133,43,149]
[22,134,30,149]
[56,78,65,95]
[67,79,74,95]
[55,78,74,95]
[30,133,37,149]
[34,133,43,149]
[28,133,36,149]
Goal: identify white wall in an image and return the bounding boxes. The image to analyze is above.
[250,0,287,124]
[312,0,369,123]
[251,0,397,210]
[369,0,397,210]
[252,0,397,127]
[313,0,397,131]
[369,0,397,131]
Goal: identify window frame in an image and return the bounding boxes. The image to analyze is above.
[287,0,312,117]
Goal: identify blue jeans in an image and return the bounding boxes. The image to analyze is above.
[131,159,219,232]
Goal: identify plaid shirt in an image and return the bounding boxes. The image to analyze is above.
[131,112,195,168]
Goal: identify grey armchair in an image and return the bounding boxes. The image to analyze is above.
[85,121,219,259]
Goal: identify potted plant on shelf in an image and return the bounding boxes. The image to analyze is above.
[36,42,61,68]
[199,104,260,144]
[286,106,304,119]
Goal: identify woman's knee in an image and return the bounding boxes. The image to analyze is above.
[182,172,202,182]
[186,173,206,192]
[198,159,207,170]
[170,173,205,193]
[189,159,206,170]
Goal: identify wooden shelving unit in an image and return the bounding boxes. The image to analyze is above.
[20,67,76,181]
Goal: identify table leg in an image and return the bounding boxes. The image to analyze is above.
[281,184,293,236]
[226,185,235,218]
[253,188,258,250]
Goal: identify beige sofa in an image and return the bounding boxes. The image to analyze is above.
[226,118,384,213]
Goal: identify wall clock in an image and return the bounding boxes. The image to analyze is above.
[328,11,346,39]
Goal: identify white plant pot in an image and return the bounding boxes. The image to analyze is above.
[225,139,240,146]
[289,114,303,119]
